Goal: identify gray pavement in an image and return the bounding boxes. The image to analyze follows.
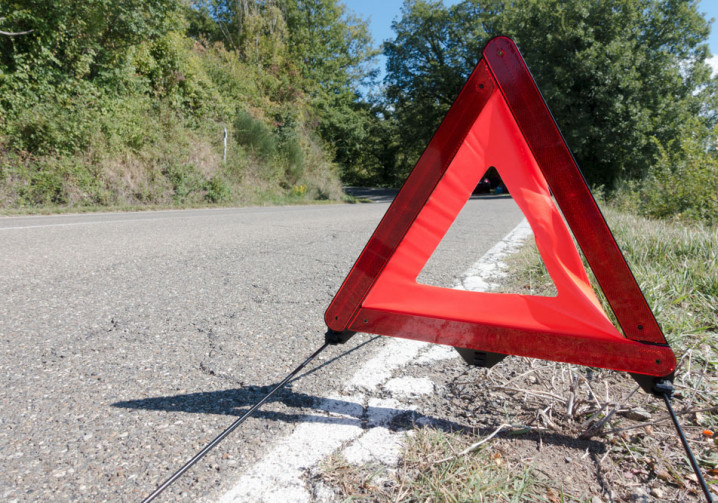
[0,199,523,502]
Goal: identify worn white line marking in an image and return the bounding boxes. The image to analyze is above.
[0,207,257,231]
[218,218,532,503]
[0,218,170,231]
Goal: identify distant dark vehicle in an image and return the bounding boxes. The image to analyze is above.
[473,177,491,194]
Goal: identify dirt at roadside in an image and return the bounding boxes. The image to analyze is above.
[418,353,715,501]
[313,342,717,502]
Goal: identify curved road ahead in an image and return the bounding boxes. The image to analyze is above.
[0,196,523,502]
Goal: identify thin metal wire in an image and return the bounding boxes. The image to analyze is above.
[662,393,714,503]
[141,342,330,503]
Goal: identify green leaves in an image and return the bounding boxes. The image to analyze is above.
[382,0,717,190]
[0,0,362,208]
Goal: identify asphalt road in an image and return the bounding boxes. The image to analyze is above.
[0,196,523,502]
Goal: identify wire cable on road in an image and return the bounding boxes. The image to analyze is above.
[141,342,330,503]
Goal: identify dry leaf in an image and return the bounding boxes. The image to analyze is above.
[546,487,560,503]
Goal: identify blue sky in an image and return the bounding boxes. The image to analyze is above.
[343,0,718,76]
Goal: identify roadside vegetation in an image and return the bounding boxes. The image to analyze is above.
[0,0,375,210]
[2,0,717,220]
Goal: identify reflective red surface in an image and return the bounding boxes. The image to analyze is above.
[325,37,674,377]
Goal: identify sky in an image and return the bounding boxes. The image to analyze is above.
[342,0,718,77]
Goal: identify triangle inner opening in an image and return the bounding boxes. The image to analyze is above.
[416,167,558,297]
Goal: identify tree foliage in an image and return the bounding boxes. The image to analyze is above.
[383,0,717,188]
[0,0,379,207]
[186,0,379,177]
[0,1,184,79]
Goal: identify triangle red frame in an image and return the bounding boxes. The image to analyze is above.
[325,37,674,379]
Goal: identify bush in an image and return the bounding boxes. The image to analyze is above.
[165,163,205,202]
[234,110,278,161]
[612,125,718,226]
[204,175,231,203]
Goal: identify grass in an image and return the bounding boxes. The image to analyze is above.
[389,428,555,502]
[601,209,717,355]
[318,429,559,502]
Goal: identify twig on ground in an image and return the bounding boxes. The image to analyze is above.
[600,405,718,436]
[501,368,540,387]
[488,385,567,404]
[687,359,709,407]
[581,403,609,429]
[566,374,577,417]
[675,348,693,375]
[574,372,603,409]
[599,446,613,464]
[539,408,559,430]
[604,381,610,404]
[580,385,640,439]
[618,435,641,464]
[432,423,534,465]
[685,349,693,385]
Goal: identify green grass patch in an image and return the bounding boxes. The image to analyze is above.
[602,209,717,353]
[319,428,578,502]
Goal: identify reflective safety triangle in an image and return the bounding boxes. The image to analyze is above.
[325,37,675,378]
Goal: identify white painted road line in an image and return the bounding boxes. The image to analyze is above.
[218,218,532,502]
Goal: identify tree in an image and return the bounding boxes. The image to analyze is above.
[280,0,379,175]
[383,0,717,188]
[1,0,186,86]
[384,0,481,179]
[185,0,380,179]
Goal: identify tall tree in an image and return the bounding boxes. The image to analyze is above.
[384,0,716,187]
[384,0,481,179]
[281,0,378,173]
[186,0,379,176]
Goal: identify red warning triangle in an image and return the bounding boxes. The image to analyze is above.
[326,37,674,379]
